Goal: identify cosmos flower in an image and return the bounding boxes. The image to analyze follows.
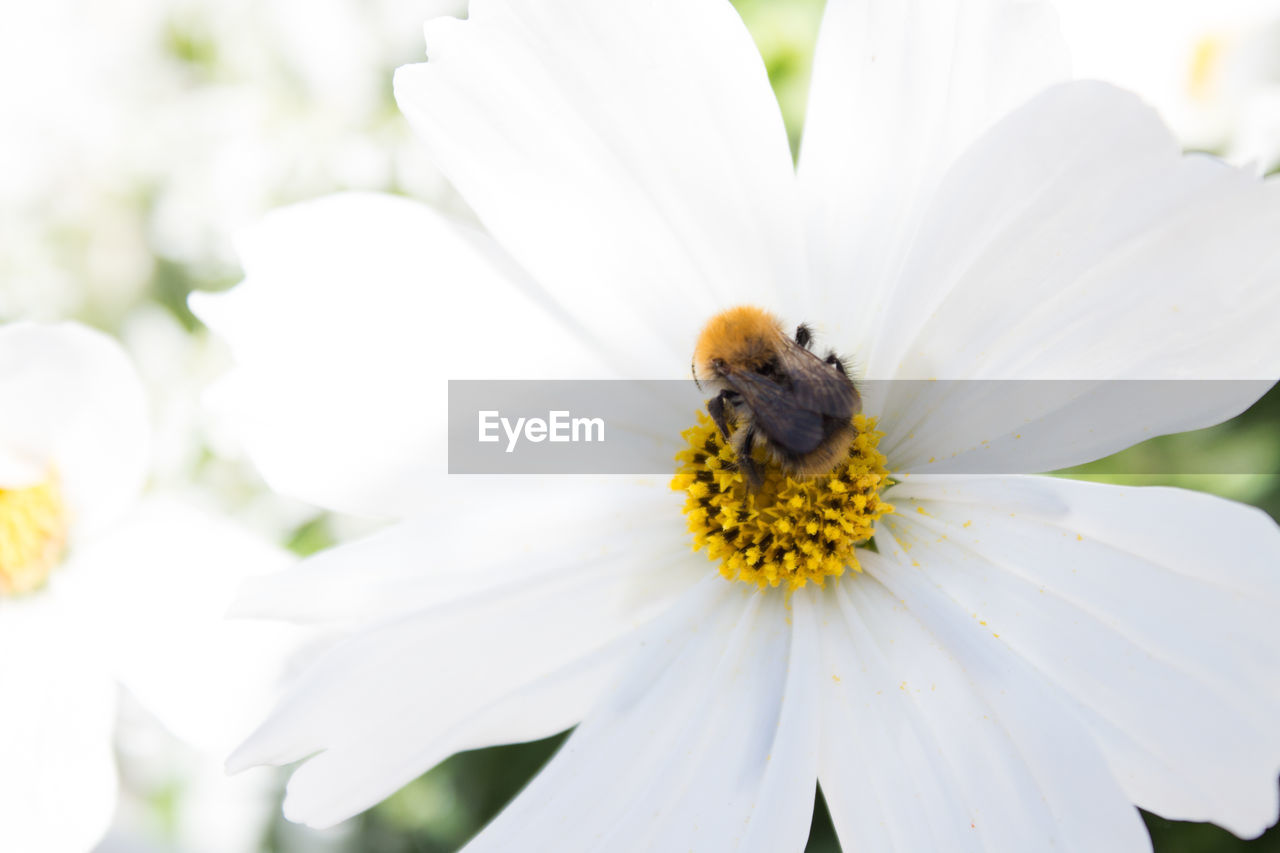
[0,322,295,853]
[1056,0,1280,170]
[198,0,1280,849]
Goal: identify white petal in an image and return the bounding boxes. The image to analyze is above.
[883,475,1280,837]
[59,497,301,753]
[818,579,1067,851]
[1055,0,1280,167]
[876,376,1276,477]
[229,481,703,828]
[191,192,604,519]
[393,0,807,371]
[799,0,1068,360]
[857,548,1154,851]
[739,588,823,853]
[232,479,682,628]
[0,598,118,853]
[0,445,44,485]
[869,81,1280,380]
[0,322,148,537]
[862,82,1280,471]
[463,578,820,853]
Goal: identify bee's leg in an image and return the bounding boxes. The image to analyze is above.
[825,350,848,377]
[707,389,735,440]
[733,426,765,492]
[795,323,813,349]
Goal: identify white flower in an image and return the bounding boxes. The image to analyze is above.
[0,322,297,853]
[106,699,297,853]
[0,0,466,323]
[1057,0,1280,170]
[198,0,1280,849]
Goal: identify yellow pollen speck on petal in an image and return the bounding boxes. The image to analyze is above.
[672,414,893,591]
[0,474,69,597]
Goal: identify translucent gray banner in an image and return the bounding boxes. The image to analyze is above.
[447,380,1277,475]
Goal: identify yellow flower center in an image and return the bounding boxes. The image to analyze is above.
[671,413,893,590]
[1188,33,1227,102]
[0,475,68,597]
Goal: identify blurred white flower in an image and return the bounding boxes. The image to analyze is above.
[101,692,280,853]
[0,0,464,324]
[0,322,298,853]
[199,0,1280,849]
[104,686,349,853]
[116,305,324,546]
[1058,0,1280,170]
[139,0,470,271]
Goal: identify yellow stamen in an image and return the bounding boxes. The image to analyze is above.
[0,475,68,596]
[671,413,894,590]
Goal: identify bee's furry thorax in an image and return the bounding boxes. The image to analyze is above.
[693,305,785,382]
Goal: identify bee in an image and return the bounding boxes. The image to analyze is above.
[692,306,860,490]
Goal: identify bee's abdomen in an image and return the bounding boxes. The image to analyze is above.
[770,418,858,478]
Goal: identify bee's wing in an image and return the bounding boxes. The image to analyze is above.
[720,368,826,454]
[775,342,860,417]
